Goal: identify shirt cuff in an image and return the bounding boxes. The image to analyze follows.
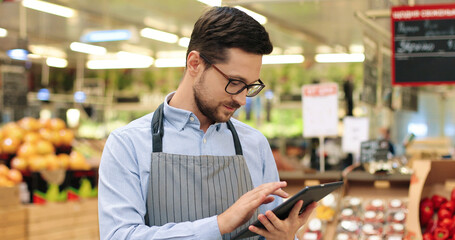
[193,215,222,240]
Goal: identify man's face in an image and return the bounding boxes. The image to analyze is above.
[193,48,262,123]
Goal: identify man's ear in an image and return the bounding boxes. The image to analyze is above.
[186,51,204,77]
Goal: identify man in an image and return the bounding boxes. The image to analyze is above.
[98,6,315,240]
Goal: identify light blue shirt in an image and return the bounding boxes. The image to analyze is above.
[98,93,282,240]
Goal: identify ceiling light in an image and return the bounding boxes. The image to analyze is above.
[197,0,222,6]
[116,51,154,65]
[29,45,67,58]
[140,28,178,43]
[262,55,304,64]
[120,43,153,56]
[349,44,364,53]
[315,53,365,63]
[156,51,187,59]
[46,57,68,68]
[27,53,42,59]
[7,49,29,61]
[70,42,106,55]
[178,37,190,48]
[87,60,153,69]
[234,6,267,25]
[22,0,76,18]
[154,58,186,68]
[80,29,132,42]
[0,28,7,37]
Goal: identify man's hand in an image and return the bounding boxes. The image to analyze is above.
[248,200,317,240]
[217,181,289,235]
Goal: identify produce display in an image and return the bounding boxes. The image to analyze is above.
[0,117,96,204]
[0,164,23,187]
[420,189,455,240]
[301,193,338,240]
[0,117,91,171]
[335,197,408,240]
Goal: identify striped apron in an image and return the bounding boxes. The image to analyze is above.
[145,103,259,240]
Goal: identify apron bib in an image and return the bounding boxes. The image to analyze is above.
[145,103,259,240]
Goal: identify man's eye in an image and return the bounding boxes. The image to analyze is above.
[229,80,243,86]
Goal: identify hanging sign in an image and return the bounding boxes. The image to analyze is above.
[302,83,338,137]
[392,3,455,85]
[342,117,369,156]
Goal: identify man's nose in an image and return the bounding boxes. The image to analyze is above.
[231,89,248,106]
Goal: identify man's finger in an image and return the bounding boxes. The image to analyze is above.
[299,202,317,222]
[289,199,304,218]
[258,213,277,232]
[264,210,283,229]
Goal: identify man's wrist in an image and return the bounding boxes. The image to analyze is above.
[217,213,231,235]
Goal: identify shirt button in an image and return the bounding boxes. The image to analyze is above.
[190,117,195,121]
[203,138,207,144]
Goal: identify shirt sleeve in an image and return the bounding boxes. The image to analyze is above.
[98,131,222,240]
[258,134,283,213]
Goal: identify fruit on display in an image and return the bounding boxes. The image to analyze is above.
[69,151,91,170]
[420,190,455,240]
[0,117,91,172]
[0,164,23,186]
[1,137,21,154]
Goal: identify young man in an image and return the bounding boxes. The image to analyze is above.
[98,6,315,240]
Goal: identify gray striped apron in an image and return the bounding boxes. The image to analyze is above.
[145,103,259,240]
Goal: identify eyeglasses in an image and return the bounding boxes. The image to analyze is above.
[199,53,265,97]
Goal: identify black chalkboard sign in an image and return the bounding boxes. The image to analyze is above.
[1,66,28,121]
[391,4,455,85]
[360,140,389,163]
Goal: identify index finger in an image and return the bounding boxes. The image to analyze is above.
[255,181,289,198]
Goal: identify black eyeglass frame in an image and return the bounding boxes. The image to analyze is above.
[199,53,265,97]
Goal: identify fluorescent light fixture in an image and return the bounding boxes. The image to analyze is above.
[315,53,365,63]
[349,44,364,53]
[70,42,106,55]
[178,37,190,48]
[156,50,187,59]
[120,43,153,56]
[7,49,29,61]
[22,0,75,18]
[116,51,154,64]
[154,58,186,68]
[81,29,132,42]
[140,28,178,43]
[235,6,267,25]
[46,57,68,68]
[29,45,67,58]
[262,55,304,64]
[0,28,7,37]
[87,59,153,69]
[197,0,221,6]
[27,53,42,59]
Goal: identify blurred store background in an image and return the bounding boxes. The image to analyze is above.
[1,0,455,240]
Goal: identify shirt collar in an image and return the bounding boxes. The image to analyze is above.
[163,92,225,132]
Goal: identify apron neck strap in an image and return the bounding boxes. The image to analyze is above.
[151,103,165,153]
[226,120,243,155]
[150,103,243,155]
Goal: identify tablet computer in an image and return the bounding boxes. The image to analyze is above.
[232,181,344,239]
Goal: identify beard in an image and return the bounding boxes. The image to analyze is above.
[193,72,240,123]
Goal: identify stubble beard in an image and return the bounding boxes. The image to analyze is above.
[193,73,240,123]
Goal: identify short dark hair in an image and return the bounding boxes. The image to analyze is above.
[186,6,273,67]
